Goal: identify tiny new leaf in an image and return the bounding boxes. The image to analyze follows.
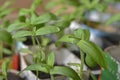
[46,52,55,67]
[73,29,90,41]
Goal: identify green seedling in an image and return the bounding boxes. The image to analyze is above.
[58,28,108,79]
[0,59,10,80]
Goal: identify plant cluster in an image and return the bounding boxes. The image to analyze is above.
[0,0,115,80]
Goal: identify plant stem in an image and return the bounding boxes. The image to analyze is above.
[36,71,39,80]
[0,42,3,59]
[50,75,54,80]
[35,37,42,50]
[31,36,36,53]
[80,50,84,79]
[31,32,39,80]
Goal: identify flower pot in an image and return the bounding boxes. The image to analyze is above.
[0,54,20,71]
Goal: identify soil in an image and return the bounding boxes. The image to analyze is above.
[7,72,25,80]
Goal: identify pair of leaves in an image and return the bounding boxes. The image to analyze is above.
[58,29,90,44]
[12,26,60,38]
[20,64,80,80]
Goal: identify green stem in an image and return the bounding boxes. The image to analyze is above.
[31,36,36,53]
[80,50,84,79]
[0,42,3,59]
[35,37,42,50]
[50,75,54,80]
[36,71,39,80]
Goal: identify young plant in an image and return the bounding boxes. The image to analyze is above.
[0,1,14,59]
[0,59,10,80]
[19,52,81,80]
[5,0,81,79]
[6,0,77,80]
[57,28,108,79]
[0,30,13,59]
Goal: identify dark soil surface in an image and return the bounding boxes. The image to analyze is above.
[7,72,25,80]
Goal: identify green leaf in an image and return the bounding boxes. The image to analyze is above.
[36,26,60,35]
[50,66,81,80]
[32,13,56,24]
[0,8,14,18]
[7,22,29,32]
[55,20,70,30]
[90,73,97,80]
[106,14,120,25]
[13,31,33,38]
[3,48,12,55]
[80,0,90,6]
[45,1,59,10]
[77,40,108,69]
[0,1,14,18]
[57,34,78,44]
[0,1,12,11]
[73,29,90,41]
[2,59,10,77]
[34,51,45,63]
[85,54,97,68]
[90,0,99,9]
[31,0,42,11]
[19,9,30,16]
[30,12,38,23]
[0,30,12,45]
[19,63,51,74]
[101,53,119,80]
[46,52,55,67]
